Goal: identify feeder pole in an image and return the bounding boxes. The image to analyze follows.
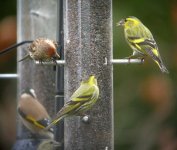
[55,0,64,149]
[13,0,58,149]
[64,0,114,149]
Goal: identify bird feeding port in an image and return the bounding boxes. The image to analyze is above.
[0,0,143,149]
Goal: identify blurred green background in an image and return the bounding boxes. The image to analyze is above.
[113,0,177,150]
[0,0,177,149]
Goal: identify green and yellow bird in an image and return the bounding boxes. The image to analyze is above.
[117,16,169,73]
[45,75,99,130]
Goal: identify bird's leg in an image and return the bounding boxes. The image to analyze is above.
[125,51,145,63]
[124,55,137,63]
[125,55,137,59]
[139,57,145,63]
[39,60,44,65]
[135,53,145,64]
[51,58,58,65]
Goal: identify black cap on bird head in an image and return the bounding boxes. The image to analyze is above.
[117,16,140,26]
[117,19,126,26]
[21,88,37,98]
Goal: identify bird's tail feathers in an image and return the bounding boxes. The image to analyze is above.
[159,64,169,74]
[155,60,169,74]
[45,117,62,131]
[18,54,31,62]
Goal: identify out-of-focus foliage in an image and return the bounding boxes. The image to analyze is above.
[0,1,16,150]
[113,0,177,150]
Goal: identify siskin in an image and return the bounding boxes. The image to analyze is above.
[18,38,60,63]
[37,139,61,150]
[17,88,54,139]
[117,16,169,73]
[45,75,99,130]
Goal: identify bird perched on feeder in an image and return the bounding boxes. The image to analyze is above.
[37,139,61,150]
[45,75,99,130]
[117,16,169,73]
[18,38,60,63]
[17,88,54,139]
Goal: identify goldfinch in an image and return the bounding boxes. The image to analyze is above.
[17,88,53,139]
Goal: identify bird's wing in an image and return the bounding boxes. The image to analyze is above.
[45,84,98,130]
[18,108,47,129]
[18,54,31,62]
[70,84,95,102]
[54,85,95,118]
[125,23,159,54]
[128,36,161,59]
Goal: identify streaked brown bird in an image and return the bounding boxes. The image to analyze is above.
[18,38,60,63]
[17,88,53,139]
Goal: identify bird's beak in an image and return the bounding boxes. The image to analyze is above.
[117,19,125,26]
